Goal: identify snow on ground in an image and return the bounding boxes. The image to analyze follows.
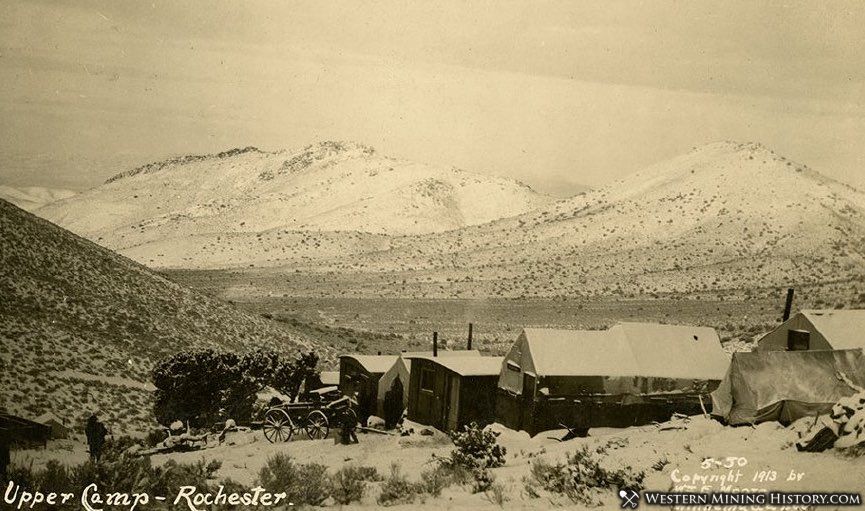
[13,416,865,510]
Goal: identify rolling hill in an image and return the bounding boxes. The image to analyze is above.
[173,141,865,301]
[0,198,333,434]
[35,141,551,269]
[0,185,76,212]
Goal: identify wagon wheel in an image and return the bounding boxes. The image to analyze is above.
[305,410,329,440]
[262,409,293,443]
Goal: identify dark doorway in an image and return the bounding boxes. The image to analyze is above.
[383,377,404,428]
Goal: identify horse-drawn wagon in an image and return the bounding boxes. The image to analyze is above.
[262,386,357,442]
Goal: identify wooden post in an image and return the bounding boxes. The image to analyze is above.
[433,331,438,357]
[782,288,795,322]
[467,323,473,351]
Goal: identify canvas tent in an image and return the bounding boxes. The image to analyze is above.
[339,355,398,422]
[711,348,865,425]
[407,356,504,431]
[376,350,480,424]
[497,323,730,435]
[757,310,865,352]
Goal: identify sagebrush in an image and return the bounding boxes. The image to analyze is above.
[529,445,645,505]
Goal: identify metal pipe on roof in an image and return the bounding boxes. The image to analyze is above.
[433,331,438,357]
[783,288,795,322]
[467,323,473,351]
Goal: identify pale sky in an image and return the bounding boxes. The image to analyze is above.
[1,0,864,195]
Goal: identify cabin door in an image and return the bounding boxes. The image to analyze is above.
[521,374,536,430]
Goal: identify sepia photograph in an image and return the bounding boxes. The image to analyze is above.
[2,1,865,509]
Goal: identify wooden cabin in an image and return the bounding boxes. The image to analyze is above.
[406,355,503,431]
[376,350,480,426]
[0,412,51,447]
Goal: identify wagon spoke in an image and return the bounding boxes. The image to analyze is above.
[305,410,329,440]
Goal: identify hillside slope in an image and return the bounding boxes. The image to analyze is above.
[0,185,76,212]
[198,142,865,300]
[36,141,551,268]
[0,199,330,433]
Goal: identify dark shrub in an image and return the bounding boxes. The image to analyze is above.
[331,465,381,504]
[530,446,645,505]
[377,464,418,506]
[258,453,330,505]
[419,463,471,496]
[448,422,506,470]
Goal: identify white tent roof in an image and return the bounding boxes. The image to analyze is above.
[521,328,623,376]
[615,322,729,380]
[519,322,728,380]
[802,310,865,350]
[340,354,398,374]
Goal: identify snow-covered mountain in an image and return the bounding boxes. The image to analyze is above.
[212,141,865,299]
[36,142,552,260]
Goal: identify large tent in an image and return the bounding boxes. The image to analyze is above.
[497,323,730,435]
[711,348,865,425]
[376,350,479,422]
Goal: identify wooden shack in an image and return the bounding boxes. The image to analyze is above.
[0,412,51,447]
[376,350,480,423]
[496,323,730,435]
[406,356,503,431]
[339,355,398,422]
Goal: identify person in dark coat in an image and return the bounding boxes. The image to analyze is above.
[85,414,108,462]
[338,409,359,445]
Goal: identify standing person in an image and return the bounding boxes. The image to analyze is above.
[85,413,108,463]
[339,408,359,445]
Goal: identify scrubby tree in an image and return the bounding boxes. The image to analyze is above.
[152,348,320,427]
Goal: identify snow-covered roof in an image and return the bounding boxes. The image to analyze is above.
[340,355,398,374]
[411,356,504,377]
[520,329,618,376]
[614,322,729,380]
[400,350,480,360]
[801,310,865,350]
[520,322,728,380]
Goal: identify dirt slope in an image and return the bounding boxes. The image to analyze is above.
[0,199,331,433]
